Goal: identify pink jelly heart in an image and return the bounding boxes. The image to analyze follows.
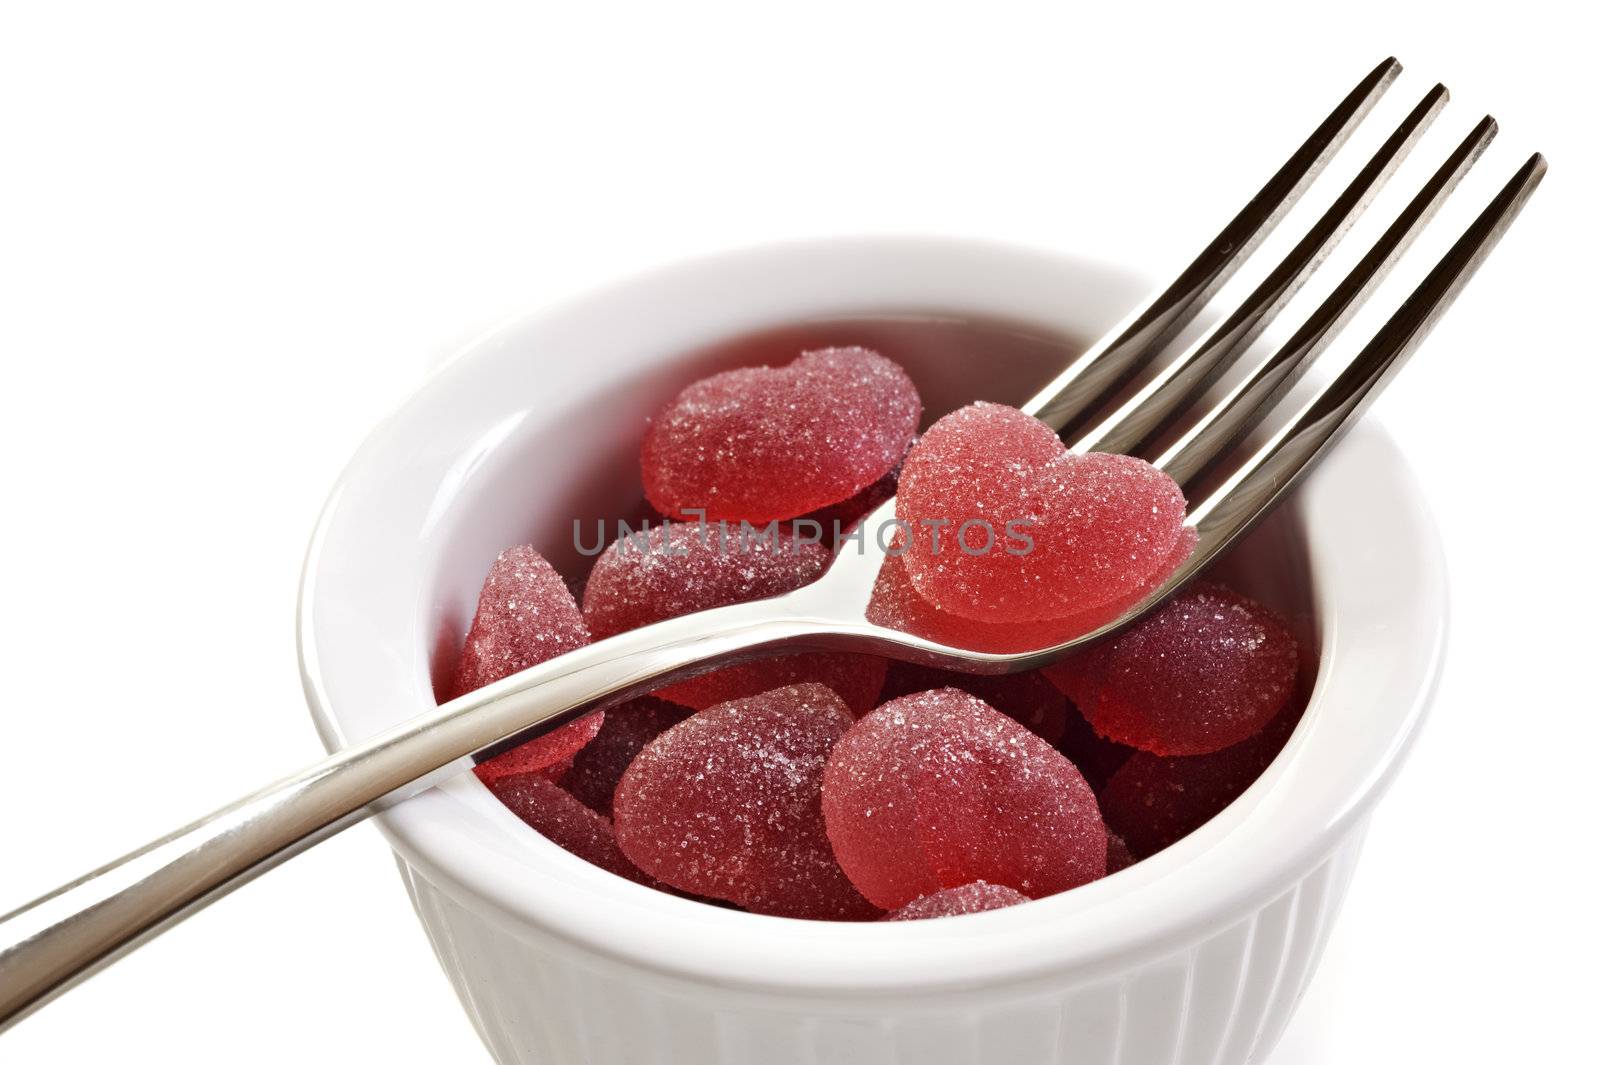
[453,546,602,774]
[822,689,1106,910]
[896,402,1189,623]
[483,771,656,887]
[1046,583,1299,756]
[613,683,879,920]
[883,881,1030,921]
[581,522,886,715]
[641,346,921,523]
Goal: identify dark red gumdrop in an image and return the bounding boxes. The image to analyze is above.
[482,771,656,887]
[822,688,1106,911]
[559,696,692,814]
[1105,831,1136,874]
[453,546,603,775]
[1100,703,1304,858]
[877,660,1070,744]
[613,683,879,920]
[662,653,887,718]
[1047,583,1299,756]
[1055,701,1136,794]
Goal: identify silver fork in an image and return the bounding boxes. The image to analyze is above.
[0,57,1544,1030]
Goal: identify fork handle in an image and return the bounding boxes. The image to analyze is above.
[0,598,814,1031]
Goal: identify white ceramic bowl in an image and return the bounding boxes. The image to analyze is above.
[298,237,1447,1065]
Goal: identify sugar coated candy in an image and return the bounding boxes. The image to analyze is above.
[1105,831,1136,874]
[483,771,656,887]
[472,723,602,785]
[559,696,691,814]
[641,346,921,523]
[457,337,1311,920]
[1055,701,1135,794]
[582,522,885,714]
[454,546,603,775]
[896,403,1189,623]
[663,652,888,718]
[801,435,913,543]
[868,528,1196,654]
[878,661,1069,744]
[1047,583,1298,755]
[1100,705,1302,857]
[822,689,1106,910]
[613,683,879,920]
[867,553,1066,654]
[884,881,1030,921]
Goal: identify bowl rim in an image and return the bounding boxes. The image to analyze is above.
[298,234,1448,995]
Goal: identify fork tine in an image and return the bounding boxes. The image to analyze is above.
[1072,83,1449,457]
[1021,57,1402,432]
[1157,115,1500,488]
[1168,153,1546,580]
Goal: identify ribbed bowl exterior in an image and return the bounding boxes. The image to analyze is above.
[397,821,1366,1065]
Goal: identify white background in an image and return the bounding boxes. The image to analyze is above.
[1,3,1594,1062]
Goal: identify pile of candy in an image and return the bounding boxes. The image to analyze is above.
[444,345,1305,921]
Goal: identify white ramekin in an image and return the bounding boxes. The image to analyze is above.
[298,236,1447,1065]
